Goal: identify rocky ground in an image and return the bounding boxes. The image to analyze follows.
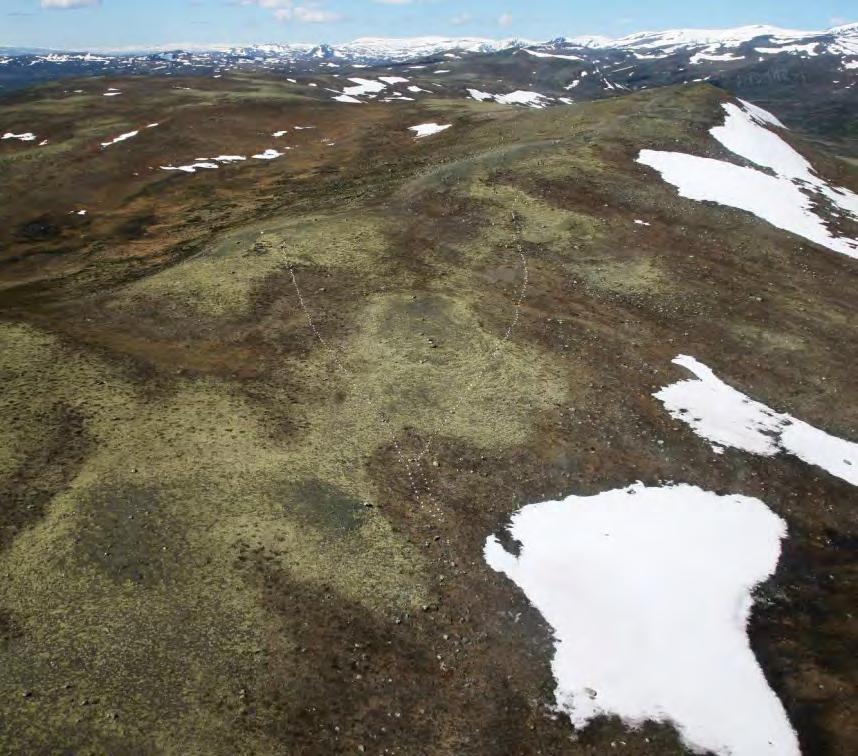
[1,77,856,754]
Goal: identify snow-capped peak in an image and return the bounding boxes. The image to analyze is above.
[553,23,857,53]
[332,36,531,61]
[828,22,858,34]
[603,25,817,51]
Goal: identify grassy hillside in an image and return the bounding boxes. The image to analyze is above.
[1,79,856,753]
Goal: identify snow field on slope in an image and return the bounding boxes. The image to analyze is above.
[655,355,858,486]
[484,483,799,756]
[637,100,858,258]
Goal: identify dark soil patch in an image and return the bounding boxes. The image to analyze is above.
[14,214,61,241]
[0,402,89,549]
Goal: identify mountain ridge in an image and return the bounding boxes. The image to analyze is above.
[2,22,855,58]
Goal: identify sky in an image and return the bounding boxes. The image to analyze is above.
[2,0,855,51]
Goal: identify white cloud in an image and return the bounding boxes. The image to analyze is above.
[274,5,342,22]
[41,0,101,8]
[240,0,292,7]
[498,12,513,28]
[451,13,472,26]
[243,0,342,23]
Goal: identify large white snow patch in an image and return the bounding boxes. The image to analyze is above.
[637,100,858,258]
[637,149,858,258]
[484,482,799,756]
[712,101,858,220]
[655,355,858,485]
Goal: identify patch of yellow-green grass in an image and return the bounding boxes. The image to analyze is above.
[730,322,809,353]
[282,290,569,480]
[159,81,313,105]
[574,256,674,295]
[469,179,603,249]
[213,500,427,614]
[511,138,613,182]
[0,319,429,753]
[0,94,98,118]
[0,111,144,171]
[0,324,61,478]
[116,209,391,318]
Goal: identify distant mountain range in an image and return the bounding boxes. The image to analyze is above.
[2,23,856,152]
[2,23,856,63]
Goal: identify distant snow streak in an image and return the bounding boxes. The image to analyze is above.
[466,88,553,108]
[521,48,585,62]
[161,162,219,173]
[2,132,36,141]
[690,51,744,64]
[100,129,139,148]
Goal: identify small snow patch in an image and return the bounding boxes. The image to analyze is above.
[252,149,283,160]
[690,51,744,64]
[101,130,139,148]
[342,77,387,96]
[467,88,494,102]
[408,123,452,139]
[3,132,36,142]
[161,162,219,173]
